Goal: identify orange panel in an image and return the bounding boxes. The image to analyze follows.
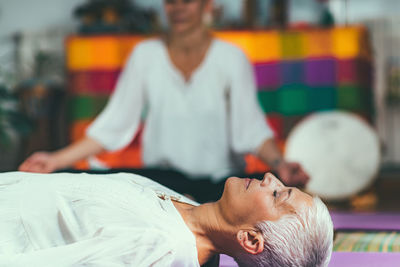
[70,119,93,142]
[120,36,146,64]
[91,36,123,69]
[66,37,94,70]
[332,26,370,59]
[304,29,333,58]
[253,31,281,62]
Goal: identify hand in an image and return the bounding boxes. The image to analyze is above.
[18,152,59,173]
[275,161,310,187]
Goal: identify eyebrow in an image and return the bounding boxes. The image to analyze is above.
[285,188,292,202]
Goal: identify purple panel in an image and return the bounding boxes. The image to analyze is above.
[281,60,305,85]
[336,59,372,87]
[330,212,400,231]
[305,58,336,86]
[254,62,281,89]
[329,252,400,267]
[220,255,237,267]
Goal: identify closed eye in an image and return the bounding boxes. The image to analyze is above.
[273,190,277,197]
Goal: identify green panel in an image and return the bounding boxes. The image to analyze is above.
[337,86,366,111]
[68,95,109,121]
[257,90,277,113]
[277,86,309,115]
[280,32,305,60]
[308,87,337,111]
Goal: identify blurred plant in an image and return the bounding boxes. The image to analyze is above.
[73,0,157,34]
[0,38,18,88]
[386,58,400,105]
[0,85,33,150]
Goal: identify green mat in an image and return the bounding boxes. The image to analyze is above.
[68,95,109,121]
[334,231,400,252]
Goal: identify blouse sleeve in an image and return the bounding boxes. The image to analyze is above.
[0,230,184,267]
[228,49,275,154]
[86,43,147,151]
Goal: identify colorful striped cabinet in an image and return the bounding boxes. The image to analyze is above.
[66,26,373,172]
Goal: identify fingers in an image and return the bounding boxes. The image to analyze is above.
[277,162,310,187]
[18,152,53,173]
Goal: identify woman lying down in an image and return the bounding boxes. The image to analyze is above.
[0,172,333,267]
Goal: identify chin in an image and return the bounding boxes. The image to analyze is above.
[169,22,199,35]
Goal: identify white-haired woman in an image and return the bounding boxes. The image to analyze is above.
[0,172,332,266]
[19,0,309,200]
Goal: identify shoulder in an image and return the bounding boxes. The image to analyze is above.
[127,38,164,63]
[211,39,251,72]
[134,38,163,52]
[213,38,249,62]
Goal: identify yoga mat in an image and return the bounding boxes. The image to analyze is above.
[277,85,309,115]
[329,252,400,267]
[331,212,400,231]
[305,58,336,86]
[66,36,144,71]
[336,58,372,87]
[68,95,109,120]
[336,85,368,111]
[219,252,400,267]
[308,86,336,111]
[281,60,305,85]
[281,31,305,60]
[266,114,284,139]
[282,115,305,138]
[252,31,281,62]
[68,70,121,95]
[304,29,333,58]
[332,27,366,60]
[219,255,237,267]
[257,90,277,113]
[254,62,281,88]
[333,231,400,252]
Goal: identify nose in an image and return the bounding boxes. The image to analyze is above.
[262,173,284,188]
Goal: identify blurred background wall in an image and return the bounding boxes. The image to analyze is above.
[0,0,399,174]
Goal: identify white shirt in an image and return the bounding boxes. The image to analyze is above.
[0,172,200,267]
[87,38,274,179]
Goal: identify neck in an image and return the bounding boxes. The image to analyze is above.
[166,26,212,53]
[173,201,239,265]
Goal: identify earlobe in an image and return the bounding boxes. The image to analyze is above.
[236,230,264,255]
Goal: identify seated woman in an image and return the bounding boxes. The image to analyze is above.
[0,172,333,266]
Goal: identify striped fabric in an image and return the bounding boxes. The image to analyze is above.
[334,231,400,252]
[65,27,373,170]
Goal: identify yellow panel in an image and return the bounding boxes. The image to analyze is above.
[280,31,306,60]
[253,31,281,62]
[304,29,333,58]
[66,37,94,70]
[332,27,364,59]
[214,31,255,61]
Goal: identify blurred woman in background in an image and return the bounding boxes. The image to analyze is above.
[19,0,309,201]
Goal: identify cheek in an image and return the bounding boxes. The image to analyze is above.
[251,194,280,222]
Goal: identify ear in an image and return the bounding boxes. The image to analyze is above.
[236,229,264,255]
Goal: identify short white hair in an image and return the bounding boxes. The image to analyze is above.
[235,197,333,267]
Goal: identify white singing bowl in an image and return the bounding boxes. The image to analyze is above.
[284,111,381,201]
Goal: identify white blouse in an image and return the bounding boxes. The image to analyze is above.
[0,172,200,267]
[87,38,274,179]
